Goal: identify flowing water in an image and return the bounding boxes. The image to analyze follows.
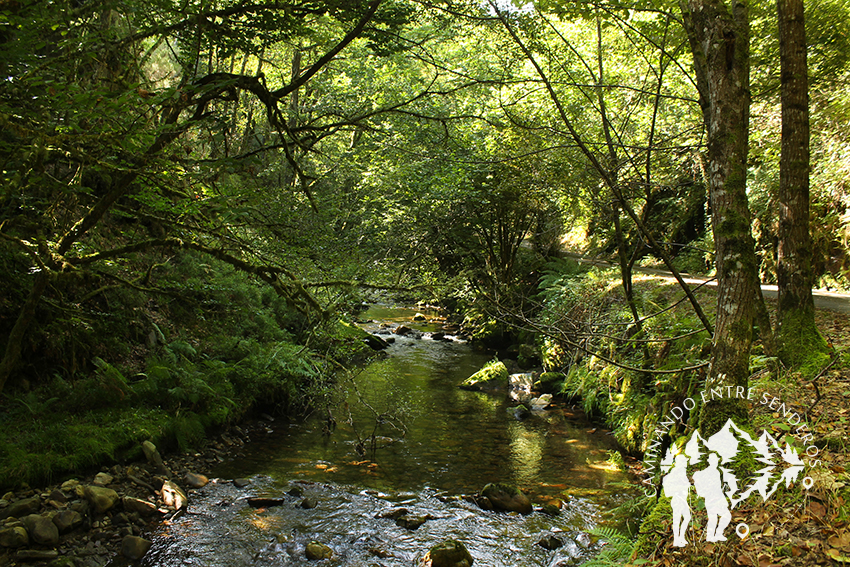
[139,307,631,566]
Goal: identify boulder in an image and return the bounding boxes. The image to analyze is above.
[305,541,333,560]
[22,514,59,546]
[93,472,113,486]
[161,480,187,510]
[84,485,120,514]
[537,534,563,550]
[121,535,152,560]
[413,313,427,322]
[365,334,390,350]
[52,509,83,534]
[479,483,532,515]
[183,472,209,489]
[533,372,565,394]
[459,360,508,391]
[508,373,534,403]
[517,344,541,369]
[141,440,171,477]
[122,497,159,518]
[4,497,41,518]
[420,539,474,567]
[395,515,428,530]
[299,497,318,509]
[0,526,29,548]
[529,394,553,411]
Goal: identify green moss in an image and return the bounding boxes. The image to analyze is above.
[460,359,508,390]
[698,397,748,437]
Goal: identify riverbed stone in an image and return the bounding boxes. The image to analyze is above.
[161,481,187,510]
[15,549,59,561]
[299,497,317,509]
[420,539,474,567]
[22,514,59,546]
[233,478,251,488]
[4,497,41,518]
[121,535,152,560]
[84,486,120,514]
[183,472,209,489]
[479,483,532,515]
[122,497,158,518]
[53,509,83,534]
[305,541,333,560]
[537,534,563,550]
[395,514,427,530]
[93,472,113,486]
[0,526,29,548]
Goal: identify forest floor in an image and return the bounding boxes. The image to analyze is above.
[632,306,850,567]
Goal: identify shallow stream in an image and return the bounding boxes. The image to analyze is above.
[139,307,630,566]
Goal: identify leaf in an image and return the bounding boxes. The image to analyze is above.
[828,531,850,549]
[808,501,826,517]
[827,548,850,562]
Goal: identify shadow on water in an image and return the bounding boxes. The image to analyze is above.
[137,307,633,566]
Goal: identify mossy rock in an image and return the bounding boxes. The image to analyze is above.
[533,372,565,394]
[459,360,508,391]
[471,320,512,349]
[421,539,474,567]
[479,483,532,514]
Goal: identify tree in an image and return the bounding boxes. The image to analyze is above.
[680,0,763,433]
[775,0,829,367]
[0,0,413,395]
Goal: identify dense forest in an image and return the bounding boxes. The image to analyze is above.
[1,0,849,564]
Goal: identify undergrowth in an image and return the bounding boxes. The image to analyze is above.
[0,252,373,490]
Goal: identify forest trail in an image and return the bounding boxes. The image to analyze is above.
[559,252,850,314]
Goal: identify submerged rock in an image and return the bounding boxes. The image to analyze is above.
[305,541,333,560]
[420,539,474,567]
[479,483,532,515]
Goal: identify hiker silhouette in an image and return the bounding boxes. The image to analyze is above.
[692,452,732,542]
[662,453,692,547]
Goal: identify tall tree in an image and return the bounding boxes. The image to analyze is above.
[681,0,763,433]
[776,0,828,366]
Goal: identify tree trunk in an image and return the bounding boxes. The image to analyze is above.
[0,271,49,395]
[681,0,760,435]
[776,0,828,367]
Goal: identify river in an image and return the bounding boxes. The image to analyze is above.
[137,306,631,566]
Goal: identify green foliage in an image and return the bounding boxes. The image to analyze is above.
[582,527,636,567]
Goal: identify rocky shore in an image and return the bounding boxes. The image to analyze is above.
[0,419,268,567]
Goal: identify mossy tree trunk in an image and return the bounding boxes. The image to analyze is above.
[776,0,829,367]
[682,0,761,434]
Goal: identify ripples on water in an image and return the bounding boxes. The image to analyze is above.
[136,307,630,566]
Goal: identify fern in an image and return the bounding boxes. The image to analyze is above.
[581,527,638,567]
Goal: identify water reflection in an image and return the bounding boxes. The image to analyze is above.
[133,307,630,567]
